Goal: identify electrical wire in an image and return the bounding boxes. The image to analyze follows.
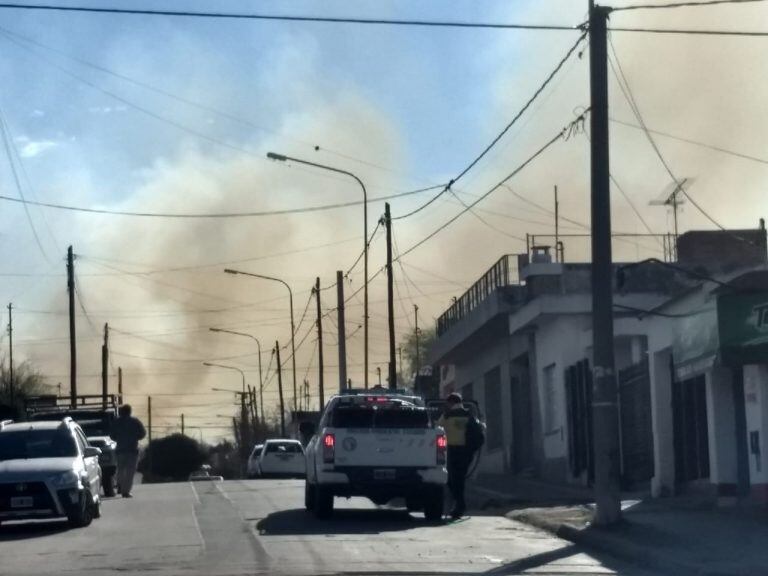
[397,112,589,261]
[613,0,767,11]
[609,26,768,36]
[0,5,582,30]
[0,185,442,219]
[610,117,768,166]
[393,30,588,221]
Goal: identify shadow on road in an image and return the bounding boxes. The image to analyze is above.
[0,519,70,541]
[255,507,436,536]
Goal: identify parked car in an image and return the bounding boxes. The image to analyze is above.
[0,418,102,528]
[246,444,264,478]
[258,439,305,478]
[25,395,119,497]
[304,391,447,520]
[188,465,223,482]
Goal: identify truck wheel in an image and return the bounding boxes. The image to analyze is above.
[423,489,444,522]
[103,471,116,497]
[67,492,94,528]
[304,481,315,511]
[314,486,333,519]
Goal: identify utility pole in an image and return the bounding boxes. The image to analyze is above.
[314,277,325,410]
[67,246,77,407]
[147,396,152,442]
[554,185,560,262]
[589,1,621,526]
[7,303,13,406]
[384,203,397,390]
[377,366,381,386]
[101,323,109,410]
[181,413,185,436]
[118,367,123,405]
[414,305,420,378]
[336,270,347,392]
[275,341,286,437]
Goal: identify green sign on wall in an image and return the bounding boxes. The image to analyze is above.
[717,292,768,365]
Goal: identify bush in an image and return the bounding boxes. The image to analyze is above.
[139,434,206,482]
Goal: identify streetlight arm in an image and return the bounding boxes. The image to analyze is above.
[266,153,367,200]
[224,269,293,296]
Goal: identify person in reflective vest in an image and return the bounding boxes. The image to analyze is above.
[438,392,483,519]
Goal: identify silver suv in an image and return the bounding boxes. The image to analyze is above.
[0,418,103,528]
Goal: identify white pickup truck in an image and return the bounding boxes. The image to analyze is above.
[304,391,447,520]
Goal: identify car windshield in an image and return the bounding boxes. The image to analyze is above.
[0,429,78,460]
[265,442,303,454]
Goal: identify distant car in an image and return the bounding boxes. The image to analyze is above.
[188,465,223,482]
[0,418,102,528]
[258,439,306,478]
[247,444,264,478]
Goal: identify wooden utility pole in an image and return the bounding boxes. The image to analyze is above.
[67,246,77,407]
[589,1,621,526]
[147,396,152,442]
[414,304,420,378]
[275,341,286,437]
[101,323,109,410]
[336,270,347,392]
[7,303,13,406]
[554,185,560,262]
[314,277,325,410]
[118,367,123,405]
[385,203,397,389]
[181,413,185,435]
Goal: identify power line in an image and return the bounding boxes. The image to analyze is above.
[0,185,441,219]
[610,117,768,166]
[0,4,582,30]
[613,0,767,12]
[393,30,588,221]
[397,112,589,261]
[609,27,768,36]
[607,36,728,231]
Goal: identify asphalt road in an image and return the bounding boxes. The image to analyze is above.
[0,479,667,576]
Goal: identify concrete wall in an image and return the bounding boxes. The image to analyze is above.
[706,367,738,489]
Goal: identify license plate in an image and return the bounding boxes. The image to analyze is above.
[10,497,33,508]
[373,468,396,480]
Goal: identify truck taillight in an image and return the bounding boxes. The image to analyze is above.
[436,434,447,465]
[322,433,335,463]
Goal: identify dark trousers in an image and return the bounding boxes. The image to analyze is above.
[447,446,471,512]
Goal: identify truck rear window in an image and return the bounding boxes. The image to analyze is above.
[330,406,429,429]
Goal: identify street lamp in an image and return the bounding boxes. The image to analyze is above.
[205,364,250,474]
[210,328,264,424]
[267,151,370,389]
[204,363,246,394]
[224,269,298,411]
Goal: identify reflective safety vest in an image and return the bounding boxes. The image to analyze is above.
[438,407,471,447]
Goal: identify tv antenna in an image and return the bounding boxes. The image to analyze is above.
[650,177,694,260]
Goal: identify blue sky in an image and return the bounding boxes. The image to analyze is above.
[0,1,766,439]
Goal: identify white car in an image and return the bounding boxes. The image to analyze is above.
[304,391,447,520]
[0,418,102,528]
[258,439,306,478]
[246,444,264,478]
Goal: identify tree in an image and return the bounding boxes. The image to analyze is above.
[400,327,436,384]
[139,433,206,482]
[0,357,50,418]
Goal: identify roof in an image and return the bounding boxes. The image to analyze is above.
[264,438,302,444]
[1,419,72,432]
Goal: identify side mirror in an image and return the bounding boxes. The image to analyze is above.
[84,446,102,458]
[299,421,316,437]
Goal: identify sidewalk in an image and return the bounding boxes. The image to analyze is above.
[468,474,768,576]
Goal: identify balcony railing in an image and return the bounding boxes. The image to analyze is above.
[436,254,519,336]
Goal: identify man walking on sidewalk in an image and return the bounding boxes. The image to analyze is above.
[110,404,146,498]
[439,392,484,519]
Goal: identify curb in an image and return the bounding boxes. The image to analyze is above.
[512,513,746,576]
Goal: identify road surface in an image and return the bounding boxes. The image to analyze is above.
[0,479,665,575]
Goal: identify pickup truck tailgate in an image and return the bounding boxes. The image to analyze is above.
[332,428,437,467]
